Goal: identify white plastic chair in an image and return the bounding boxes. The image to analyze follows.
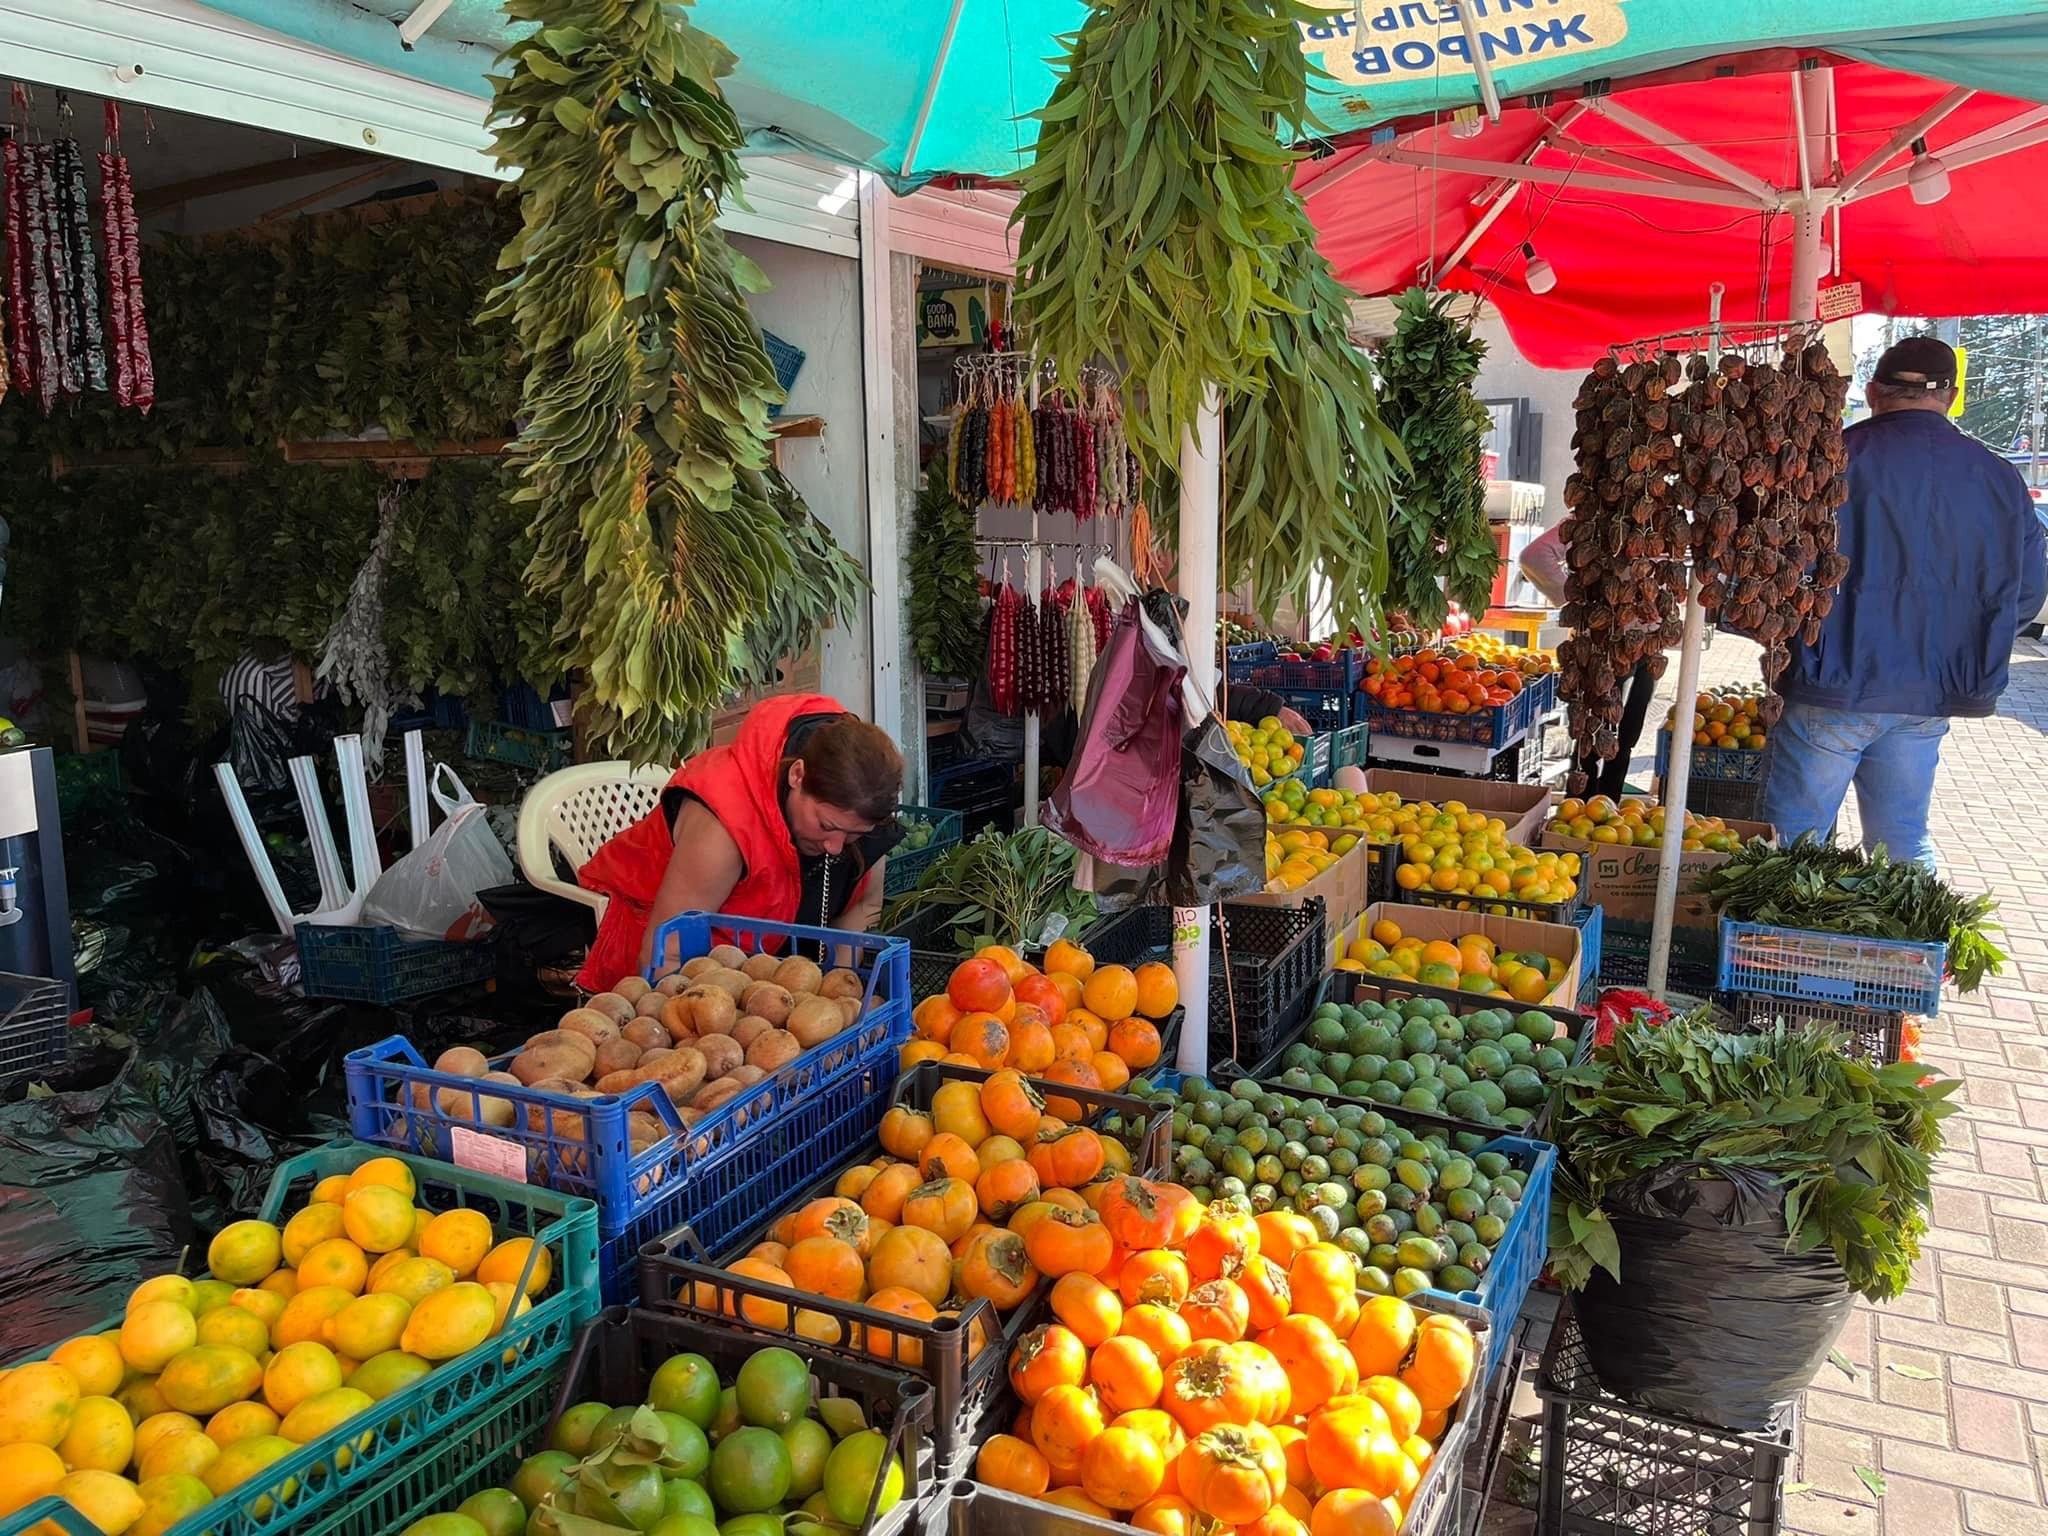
[516,760,672,920]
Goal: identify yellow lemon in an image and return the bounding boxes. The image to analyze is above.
[398,1282,495,1361]
[325,1294,412,1360]
[483,1281,532,1332]
[366,1249,416,1291]
[229,1288,288,1331]
[207,1221,284,1286]
[370,1256,456,1307]
[341,1187,416,1255]
[343,1157,417,1203]
[257,1269,299,1301]
[126,1276,195,1314]
[204,1400,280,1448]
[0,1443,65,1518]
[188,1280,236,1318]
[348,1351,432,1403]
[133,1411,204,1464]
[277,1385,374,1447]
[411,1208,435,1249]
[58,1396,137,1473]
[51,1470,144,1536]
[137,1428,221,1483]
[196,1305,270,1357]
[116,1377,169,1422]
[310,1174,350,1205]
[158,1345,263,1417]
[281,1204,347,1268]
[130,1473,214,1536]
[476,1239,552,1297]
[263,1342,342,1416]
[203,1433,296,1507]
[50,1335,125,1398]
[418,1210,493,1279]
[272,1287,354,1349]
[0,1360,82,1446]
[297,1238,370,1296]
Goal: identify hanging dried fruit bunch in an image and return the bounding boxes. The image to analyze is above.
[1557,332,1850,791]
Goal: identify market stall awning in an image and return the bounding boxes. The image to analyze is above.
[1306,51,2048,364]
[191,1,2048,183]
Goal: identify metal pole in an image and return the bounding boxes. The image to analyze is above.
[1644,283,1724,998]
[1787,69,1833,326]
[1173,388,1222,1077]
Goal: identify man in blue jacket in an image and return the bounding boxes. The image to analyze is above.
[1763,337,2047,866]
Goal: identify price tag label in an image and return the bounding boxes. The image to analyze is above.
[450,1126,527,1183]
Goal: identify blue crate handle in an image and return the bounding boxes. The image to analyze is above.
[646,912,911,1017]
[347,1035,688,1137]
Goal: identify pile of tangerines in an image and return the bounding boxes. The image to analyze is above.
[980,1184,1478,1536]
[1361,650,1527,716]
[900,940,1179,1096]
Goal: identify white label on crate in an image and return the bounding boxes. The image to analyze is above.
[450,1126,527,1183]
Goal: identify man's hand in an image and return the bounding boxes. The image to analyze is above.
[1279,707,1313,736]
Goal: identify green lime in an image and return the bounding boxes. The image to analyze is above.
[662,1479,718,1525]
[648,1351,724,1429]
[656,1409,712,1479]
[651,1520,721,1536]
[456,1489,528,1536]
[552,1401,613,1456]
[709,1386,742,1442]
[509,1450,578,1512]
[734,1347,812,1429]
[822,1430,904,1526]
[781,1419,833,1501]
[709,1426,793,1514]
[399,1519,486,1536]
[577,1459,665,1530]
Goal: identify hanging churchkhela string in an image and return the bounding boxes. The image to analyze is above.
[100,100,155,413]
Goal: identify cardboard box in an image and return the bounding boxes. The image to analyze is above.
[1345,768,1555,845]
[1349,901,1583,1008]
[1540,815,1775,927]
[1242,839,1371,938]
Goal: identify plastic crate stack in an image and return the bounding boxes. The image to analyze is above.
[1652,727,1767,821]
[1231,650,1364,735]
[883,803,965,898]
[344,913,912,1301]
[1714,920,1942,1064]
[0,1144,600,1536]
[1572,903,1604,1007]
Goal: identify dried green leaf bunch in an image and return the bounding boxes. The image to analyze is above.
[1549,1014,1954,1302]
[1014,0,1400,640]
[1379,288,1497,627]
[485,0,860,763]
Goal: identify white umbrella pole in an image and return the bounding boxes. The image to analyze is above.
[1174,388,1222,1076]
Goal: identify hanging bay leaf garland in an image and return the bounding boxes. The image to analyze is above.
[1380,287,1498,628]
[485,0,857,763]
[909,464,986,678]
[1014,0,1400,640]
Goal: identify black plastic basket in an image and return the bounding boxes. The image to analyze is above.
[1401,859,1585,925]
[639,1064,1171,1476]
[514,1307,931,1536]
[1729,993,1904,1065]
[1536,1301,1796,1536]
[1598,917,1721,1001]
[1207,899,1328,1066]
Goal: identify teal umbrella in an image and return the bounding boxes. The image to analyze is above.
[198,1,2048,181]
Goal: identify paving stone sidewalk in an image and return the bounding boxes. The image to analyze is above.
[1633,636,2048,1536]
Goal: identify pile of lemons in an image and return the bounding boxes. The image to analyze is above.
[0,1156,553,1536]
[1385,802,1581,906]
[1336,919,1571,1004]
[1549,795,1743,852]
[1226,716,1309,789]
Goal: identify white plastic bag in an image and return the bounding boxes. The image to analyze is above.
[362,765,514,941]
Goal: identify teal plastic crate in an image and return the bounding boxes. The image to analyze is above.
[465,718,572,773]
[884,803,964,897]
[0,1143,599,1536]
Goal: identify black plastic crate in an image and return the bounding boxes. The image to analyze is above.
[1276,685,1353,734]
[510,1308,933,1536]
[1654,773,1765,824]
[1536,1302,1796,1536]
[640,1064,1171,1476]
[1401,858,1585,925]
[1206,899,1327,1065]
[1729,993,1904,1065]
[1061,905,1173,967]
[1597,917,1721,1001]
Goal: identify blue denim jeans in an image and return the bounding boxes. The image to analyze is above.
[1760,701,1948,867]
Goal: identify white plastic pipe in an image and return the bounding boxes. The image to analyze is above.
[289,754,348,910]
[1173,389,1222,1076]
[214,763,296,938]
[335,734,383,890]
[404,729,431,850]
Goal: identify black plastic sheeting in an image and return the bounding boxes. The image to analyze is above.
[1574,1165,1855,1431]
[0,1044,194,1356]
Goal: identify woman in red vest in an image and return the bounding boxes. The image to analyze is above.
[573,693,904,990]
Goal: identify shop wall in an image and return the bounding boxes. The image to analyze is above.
[1467,307,1578,528]
[733,233,872,718]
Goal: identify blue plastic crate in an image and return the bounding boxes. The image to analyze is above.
[346,913,910,1302]
[499,682,571,731]
[1225,639,1280,677]
[1718,918,1946,1016]
[1246,651,1364,693]
[0,1142,599,1536]
[1272,729,1337,791]
[1653,727,1766,784]
[296,922,495,1004]
[885,803,964,897]
[1276,686,1353,735]
[763,329,805,416]
[1422,1131,1556,1390]
[1572,902,1605,988]
[1329,721,1371,773]
[1357,676,1544,750]
[465,717,573,773]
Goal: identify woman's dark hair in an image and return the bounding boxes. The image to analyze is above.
[794,717,903,824]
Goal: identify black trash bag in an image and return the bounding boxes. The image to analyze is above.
[0,1045,195,1355]
[1573,1164,1855,1431]
[1089,714,1267,912]
[476,879,596,1015]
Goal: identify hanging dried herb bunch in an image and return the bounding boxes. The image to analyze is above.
[1014,0,1400,640]
[484,0,859,762]
[1379,287,1497,628]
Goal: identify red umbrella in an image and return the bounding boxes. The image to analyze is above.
[1305,53,2048,365]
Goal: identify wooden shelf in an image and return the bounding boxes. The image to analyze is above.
[770,414,824,439]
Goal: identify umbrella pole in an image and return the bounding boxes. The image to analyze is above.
[1174,388,1222,1076]
[1645,282,1726,999]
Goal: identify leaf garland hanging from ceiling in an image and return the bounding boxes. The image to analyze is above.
[1013,0,1402,641]
[1380,287,1499,628]
[485,0,861,763]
